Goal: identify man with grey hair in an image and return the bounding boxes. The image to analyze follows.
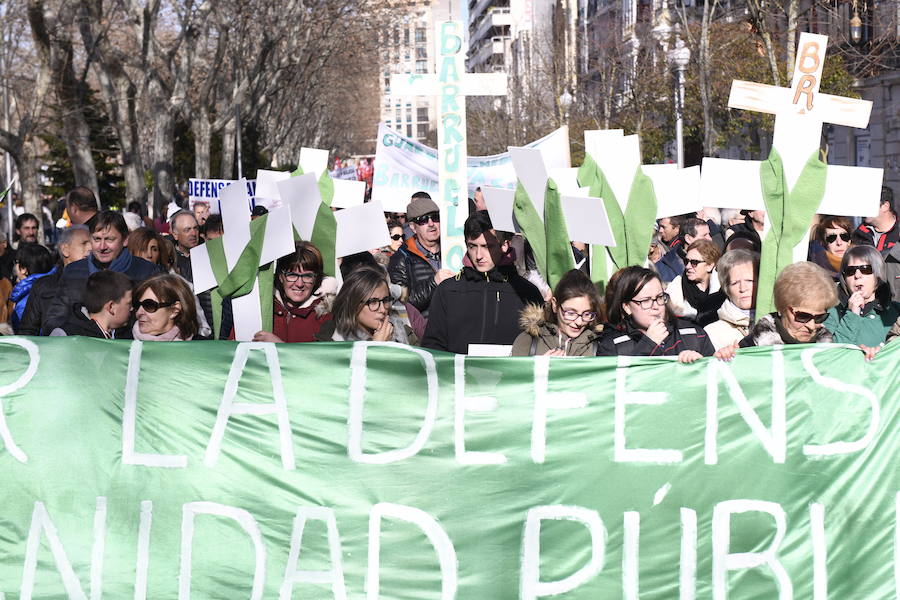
[169,210,200,280]
[18,225,92,335]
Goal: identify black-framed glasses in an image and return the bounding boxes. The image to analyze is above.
[390,234,403,241]
[790,308,829,324]
[560,308,597,322]
[825,232,851,244]
[842,264,873,277]
[282,271,316,283]
[684,258,706,268]
[362,296,392,311]
[411,212,440,226]
[134,298,176,313]
[630,293,670,310]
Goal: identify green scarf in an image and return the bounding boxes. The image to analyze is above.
[292,165,338,277]
[577,154,658,290]
[755,148,827,315]
[205,214,275,339]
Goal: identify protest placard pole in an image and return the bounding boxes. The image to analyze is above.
[391,21,507,271]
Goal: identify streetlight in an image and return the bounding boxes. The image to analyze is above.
[668,35,691,169]
[651,4,673,52]
[849,0,863,45]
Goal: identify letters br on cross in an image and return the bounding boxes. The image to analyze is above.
[390,21,507,271]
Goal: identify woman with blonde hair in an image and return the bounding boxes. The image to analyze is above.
[132,273,199,341]
[665,239,724,326]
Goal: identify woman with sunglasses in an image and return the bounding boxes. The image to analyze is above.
[739,261,837,347]
[595,266,716,362]
[512,269,603,356]
[252,242,335,343]
[665,239,724,327]
[316,265,415,344]
[132,273,199,341]
[809,215,853,279]
[821,245,900,346]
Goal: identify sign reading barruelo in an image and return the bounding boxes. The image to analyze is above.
[390,21,507,271]
[0,337,898,598]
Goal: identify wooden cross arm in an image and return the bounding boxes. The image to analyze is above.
[389,73,508,97]
[728,80,872,129]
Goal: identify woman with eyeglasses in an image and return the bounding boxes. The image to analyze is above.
[132,273,199,341]
[809,215,852,279]
[316,265,415,344]
[511,269,603,356]
[665,239,724,327]
[251,242,335,343]
[739,261,837,347]
[595,266,716,362]
[821,245,900,346]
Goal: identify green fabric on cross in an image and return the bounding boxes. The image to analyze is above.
[512,178,576,289]
[577,154,658,290]
[205,213,276,339]
[756,148,827,316]
[292,165,338,277]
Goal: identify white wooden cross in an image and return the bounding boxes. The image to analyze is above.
[191,181,296,341]
[700,32,884,261]
[390,20,507,271]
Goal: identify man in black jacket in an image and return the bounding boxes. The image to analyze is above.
[49,270,133,338]
[44,211,161,332]
[387,193,454,317]
[18,225,92,335]
[421,211,543,354]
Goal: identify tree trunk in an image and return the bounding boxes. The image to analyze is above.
[785,0,798,81]
[150,81,176,215]
[192,107,212,179]
[220,116,235,180]
[699,0,718,155]
[18,138,43,241]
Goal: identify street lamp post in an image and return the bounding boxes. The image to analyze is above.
[668,36,691,169]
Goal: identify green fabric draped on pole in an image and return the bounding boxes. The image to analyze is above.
[292,165,338,277]
[0,336,898,598]
[512,177,575,289]
[756,149,828,315]
[204,214,276,338]
[577,154,658,288]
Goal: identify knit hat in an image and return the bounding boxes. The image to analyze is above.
[406,196,439,220]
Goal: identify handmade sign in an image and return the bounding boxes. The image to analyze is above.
[187,179,257,213]
[390,21,508,271]
[190,181,295,341]
[0,337,898,598]
[371,124,571,213]
[577,130,702,286]
[700,32,884,314]
[484,145,616,288]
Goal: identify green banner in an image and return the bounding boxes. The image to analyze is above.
[0,337,898,598]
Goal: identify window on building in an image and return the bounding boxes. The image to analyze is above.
[404,50,410,61]
[404,28,410,44]
[396,109,402,122]
[407,124,413,137]
[418,124,428,139]
[415,28,426,43]
[393,28,399,45]
[406,110,413,122]
[417,107,428,121]
[416,60,428,74]
[416,46,427,59]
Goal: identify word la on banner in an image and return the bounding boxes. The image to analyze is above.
[0,337,898,598]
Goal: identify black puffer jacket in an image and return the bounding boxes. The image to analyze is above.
[421,265,544,354]
[387,237,438,315]
[595,318,716,357]
[17,267,62,335]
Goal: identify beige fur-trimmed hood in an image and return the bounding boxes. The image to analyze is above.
[517,303,603,337]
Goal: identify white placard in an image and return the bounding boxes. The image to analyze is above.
[334,200,392,257]
[559,196,617,246]
[331,179,366,209]
[299,148,330,180]
[483,187,518,233]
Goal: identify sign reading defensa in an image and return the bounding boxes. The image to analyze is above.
[0,337,897,598]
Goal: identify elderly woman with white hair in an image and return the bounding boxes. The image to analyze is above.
[822,245,900,347]
[739,261,838,347]
[704,249,759,350]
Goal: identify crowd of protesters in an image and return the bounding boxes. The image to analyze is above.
[1,183,899,361]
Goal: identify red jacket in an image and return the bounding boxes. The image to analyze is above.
[272,296,332,343]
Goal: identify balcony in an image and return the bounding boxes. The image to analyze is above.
[470,35,508,67]
[470,7,512,45]
[469,0,509,27]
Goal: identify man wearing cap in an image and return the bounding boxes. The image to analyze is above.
[852,186,899,252]
[387,191,454,317]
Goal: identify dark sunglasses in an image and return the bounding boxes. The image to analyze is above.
[825,232,851,244]
[791,308,829,324]
[683,258,705,268]
[134,298,176,313]
[411,212,440,226]
[842,264,873,277]
[390,234,403,241]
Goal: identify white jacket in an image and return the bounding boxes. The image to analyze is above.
[704,299,752,350]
